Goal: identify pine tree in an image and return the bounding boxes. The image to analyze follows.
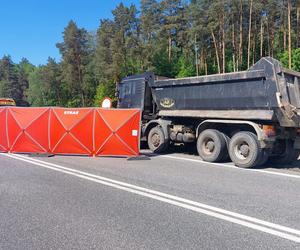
[94,19,116,105]
[43,58,63,105]
[0,56,22,103]
[140,0,162,70]
[17,58,34,106]
[27,66,46,106]
[56,20,91,107]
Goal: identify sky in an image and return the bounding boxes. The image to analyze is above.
[0,0,139,65]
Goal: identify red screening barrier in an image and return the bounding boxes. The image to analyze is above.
[0,107,141,156]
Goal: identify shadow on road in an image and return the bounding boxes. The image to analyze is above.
[261,160,300,170]
[141,144,300,171]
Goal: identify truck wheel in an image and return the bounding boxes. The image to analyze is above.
[229,132,262,168]
[148,126,169,153]
[197,129,226,162]
[269,140,300,165]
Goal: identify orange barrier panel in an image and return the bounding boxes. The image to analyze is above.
[0,107,8,152]
[0,107,141,156]
[8,107,50,154]
[50,108,94,156]
[94,109,141,156]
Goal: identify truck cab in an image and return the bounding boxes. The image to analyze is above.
[117,72,157,120]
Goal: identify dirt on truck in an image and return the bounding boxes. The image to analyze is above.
[117,57,300,168]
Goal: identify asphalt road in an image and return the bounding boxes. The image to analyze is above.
[0,151,299,250]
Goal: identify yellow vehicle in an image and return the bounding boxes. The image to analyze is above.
[0,98,16,106]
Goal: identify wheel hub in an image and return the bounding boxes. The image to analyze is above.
[240,144,250,157]
[204,140,215,154]
[151,133,161,147]
[234,142,250,160]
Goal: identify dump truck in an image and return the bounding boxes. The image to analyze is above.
[117,57,300,168]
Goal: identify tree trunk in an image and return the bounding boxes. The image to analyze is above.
[205,57,208,75]
[76,56,85,107]
[282,1,287,51]
[252,21,256,65]
[288,0,292,69]
[260,18,264,58]
[266,21,271,56]
[270,24,275,57]
[203,49,208,75]
[232,23,236,72]
[211,31,221,74]
[222,14,226,73]
[239,0,243,70]
[195,35,199,76]
[168,35,172,63]
[297,4,300,48]
[247,0,253,69]
[81,92,85,107]
[284,31,287,51]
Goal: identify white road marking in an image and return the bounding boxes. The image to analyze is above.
[161,155,300,179]
[2,153,300,243]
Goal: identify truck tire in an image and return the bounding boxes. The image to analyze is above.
[229,132,262,168]
[148,126,169,153]
[269,140,300,165]
[197,129,226,162]
[220,133,230,162]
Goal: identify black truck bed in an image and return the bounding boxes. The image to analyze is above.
[118,57,300,127]
[150,57,300,127]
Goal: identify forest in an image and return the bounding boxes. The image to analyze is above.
[0,0,300,107]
